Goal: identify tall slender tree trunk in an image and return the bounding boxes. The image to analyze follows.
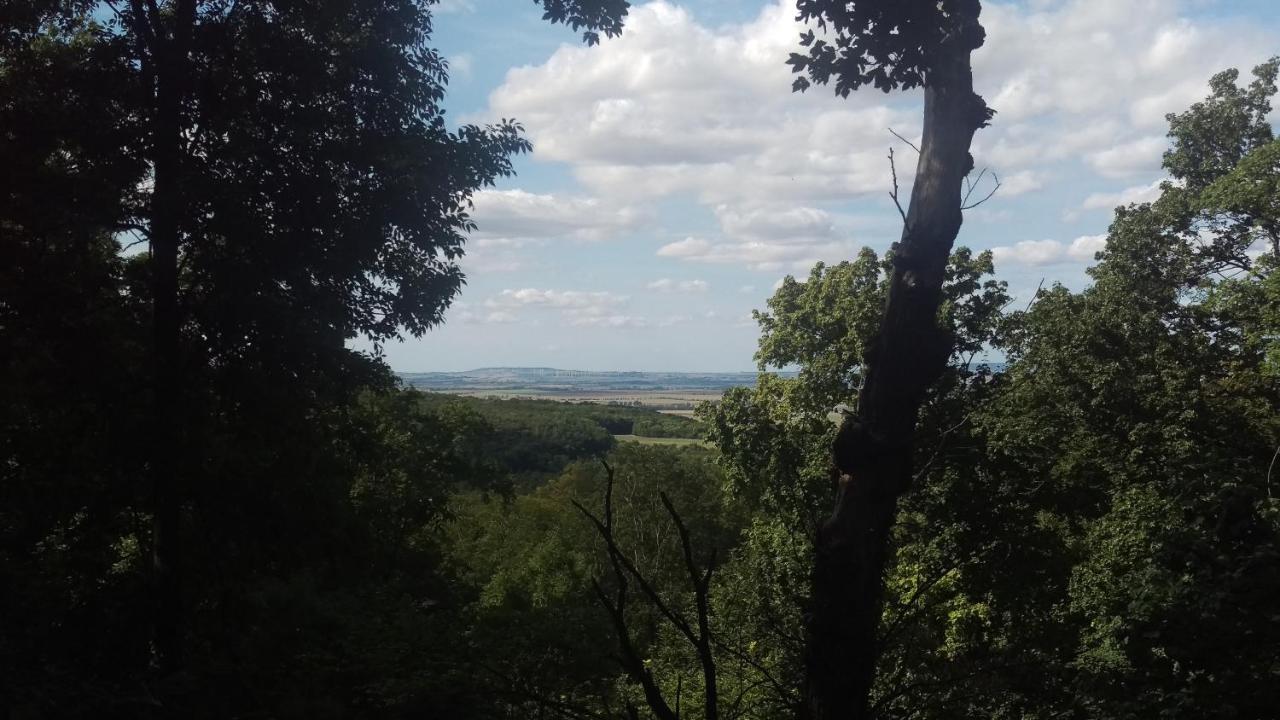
[805,23,991,720]
[147,0,197,678]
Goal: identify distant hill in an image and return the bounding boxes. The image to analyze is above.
[398,367,794,393]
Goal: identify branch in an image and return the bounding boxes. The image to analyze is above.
[591,579,678,720]
[1267,442,1280,499]
[572,498,698,646]
[659,491,718,720]
[888,148,909,227]
[888,127,920,154]
[709,634,794,709]
[477,663,608,720]
[880,542,999,648]
[961,170,1001,210]
[961,168,986,206]
[1023,277,1046,313]
[575,461,679,720]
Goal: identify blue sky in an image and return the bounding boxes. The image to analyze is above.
[372,0,1279,372]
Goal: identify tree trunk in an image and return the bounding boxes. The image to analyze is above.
[805,30,990,720]
[147,0,197,678]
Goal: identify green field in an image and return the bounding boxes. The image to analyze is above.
[613,434,708,447]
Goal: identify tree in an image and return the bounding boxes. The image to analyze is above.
[1007,59,1280,719]
[787,2,995,717]
[3,0,631,712]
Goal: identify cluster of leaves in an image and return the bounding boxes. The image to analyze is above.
[788,0,986,95]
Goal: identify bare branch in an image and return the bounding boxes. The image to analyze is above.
[659,491,718,720]
[888,127,920,154]
[961,171,1001,210]
[961,168,988,207]
[1023,277,1046,313]
[1267,442,1280,499]
[572,498,698,645]
[476,663,608,720]
[709,634,794,709]
[888,148,909,227]
[573,461,680,720]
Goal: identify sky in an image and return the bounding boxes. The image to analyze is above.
[369,0,1279,372]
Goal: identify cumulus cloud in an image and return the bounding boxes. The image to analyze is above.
[486,288,628,309]
[449,53,474,80]
[992,235,1108,266]
[1086,136,1168,178]
[482,288,658,329]
[454,308,520,324]
[647,278,709,293]
[1082,180,1165,210]
[566,313,650,328]
[657,236,857,272]
[991,169,1044,198]
[652,203,859,271]
[470,189,642,242]
[486,1,921,206]
[975,1,1270,130]
[484,0,1272,220]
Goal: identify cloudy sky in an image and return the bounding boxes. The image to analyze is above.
[372,0,1278,372]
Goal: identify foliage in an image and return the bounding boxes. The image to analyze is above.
[788,0,987,95]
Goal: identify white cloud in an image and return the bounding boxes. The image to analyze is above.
[647,278,709,293]
[435,0,474,14]
[657,236,857,272]
[454,308,521,324]
[1082,180,1165,210]
[567,313,650,328]
[483,288,654,329]
[483,311,519,324]
[487,1,920,207]
[481,0,1272,247]
[991,169,1044,198]
[449,53,474,80]
[992,234,1108,266]
[716,204,838,241]
[970,0,1272,177]
[470,189,642,242]
[975,1,1270,130]
[1086,136,1168,178]
[653,204,856,271]
[486,288,628,309]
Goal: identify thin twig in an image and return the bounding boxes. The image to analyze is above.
[888,148,909,227]
[961,171,1001,210]
[888,127,920,154]
[1267,442,1280,499]
[1023,277,1046,312]
[658,491,718,720]
[961,168,988,207]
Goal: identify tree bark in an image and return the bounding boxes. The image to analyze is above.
[146,0,197,678]
[805,18,991,720]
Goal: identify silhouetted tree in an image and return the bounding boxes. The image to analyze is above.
[788,2,995,718]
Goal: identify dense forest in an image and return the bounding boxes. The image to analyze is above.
[3,1,1278,719]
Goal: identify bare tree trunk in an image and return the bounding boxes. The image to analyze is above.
[805,26,991,720]
[144,0,197,678]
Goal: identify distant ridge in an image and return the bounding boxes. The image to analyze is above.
[398,367,793,393]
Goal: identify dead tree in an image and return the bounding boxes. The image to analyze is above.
[788,1,996,718]
[573,460,719,720]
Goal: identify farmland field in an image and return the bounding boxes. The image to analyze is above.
[613,434,708,447]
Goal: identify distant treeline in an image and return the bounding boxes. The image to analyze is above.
[424,394,702,438]
[414,393,704,488]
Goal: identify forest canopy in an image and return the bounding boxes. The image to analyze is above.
[2,1,1278,719]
